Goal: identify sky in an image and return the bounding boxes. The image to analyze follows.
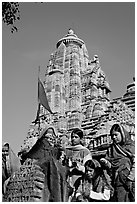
[2,2,135,154]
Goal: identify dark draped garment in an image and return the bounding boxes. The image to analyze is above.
[108,124,135,202]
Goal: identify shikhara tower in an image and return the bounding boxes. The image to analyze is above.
[20,29,134,153]
[43,29,111,131]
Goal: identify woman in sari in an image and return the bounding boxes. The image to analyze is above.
[106,123,135,202]
[4,126,69,202]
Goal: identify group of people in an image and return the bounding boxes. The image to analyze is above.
[41,123,135,202]
[2,122,135,202]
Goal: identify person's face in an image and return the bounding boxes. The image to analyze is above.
[71,133,81,146]
[2,146,9,157]
[85,166,95,180]
[112,131,122,144]
[45,128,55,146]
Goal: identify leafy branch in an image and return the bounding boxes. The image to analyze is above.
[2,2,20,33]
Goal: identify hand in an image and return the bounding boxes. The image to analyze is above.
[100,158,111,169]
[126,179,133,191]
[83,189,90,198]
[77,195,84,202]
[77,164,85,172]
[72,161,77,168]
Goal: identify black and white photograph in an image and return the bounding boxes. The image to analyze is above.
[2,1,135,202]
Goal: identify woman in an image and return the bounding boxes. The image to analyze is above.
[4,125,69,202]
[73,159,113,202]
[39,126,57,146]
[107,123,135,202]
[64,128,92,192]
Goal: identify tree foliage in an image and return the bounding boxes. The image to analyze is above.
[2,2,20,33]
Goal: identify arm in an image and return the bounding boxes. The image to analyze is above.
[89,174,112,201]
[126,143,135,181]
[89,189,111,201]
[70,149,92,173]
[127,155,135,181]
[74,178,85,202]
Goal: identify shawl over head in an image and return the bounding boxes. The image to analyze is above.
[110,123,135,155]
[110,123,133,146]
[109,123,135,169]
[19,125,58,160]
[38,125,57,140]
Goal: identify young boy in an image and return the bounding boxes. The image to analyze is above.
[64,128,92,193]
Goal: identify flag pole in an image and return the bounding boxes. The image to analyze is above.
[38,66,41,136]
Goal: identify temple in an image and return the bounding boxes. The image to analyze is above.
[113,78,135,112]
[20,29,135,156]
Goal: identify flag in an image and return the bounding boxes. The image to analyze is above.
[32,77,53,125]
[32,103,40,124]
[38,78,53,114]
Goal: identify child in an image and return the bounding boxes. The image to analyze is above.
[73,159,113,202]
[64,128,92,194]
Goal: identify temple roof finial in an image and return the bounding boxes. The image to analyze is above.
[56,28,84,48]
[68,28,74,35]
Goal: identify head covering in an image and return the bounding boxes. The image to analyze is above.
[38,125,57,140]
[109,123,135,168]
[38,125,57,147]
[110,123,133,146]
[71,128,83,139]
[19,125,58,157]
